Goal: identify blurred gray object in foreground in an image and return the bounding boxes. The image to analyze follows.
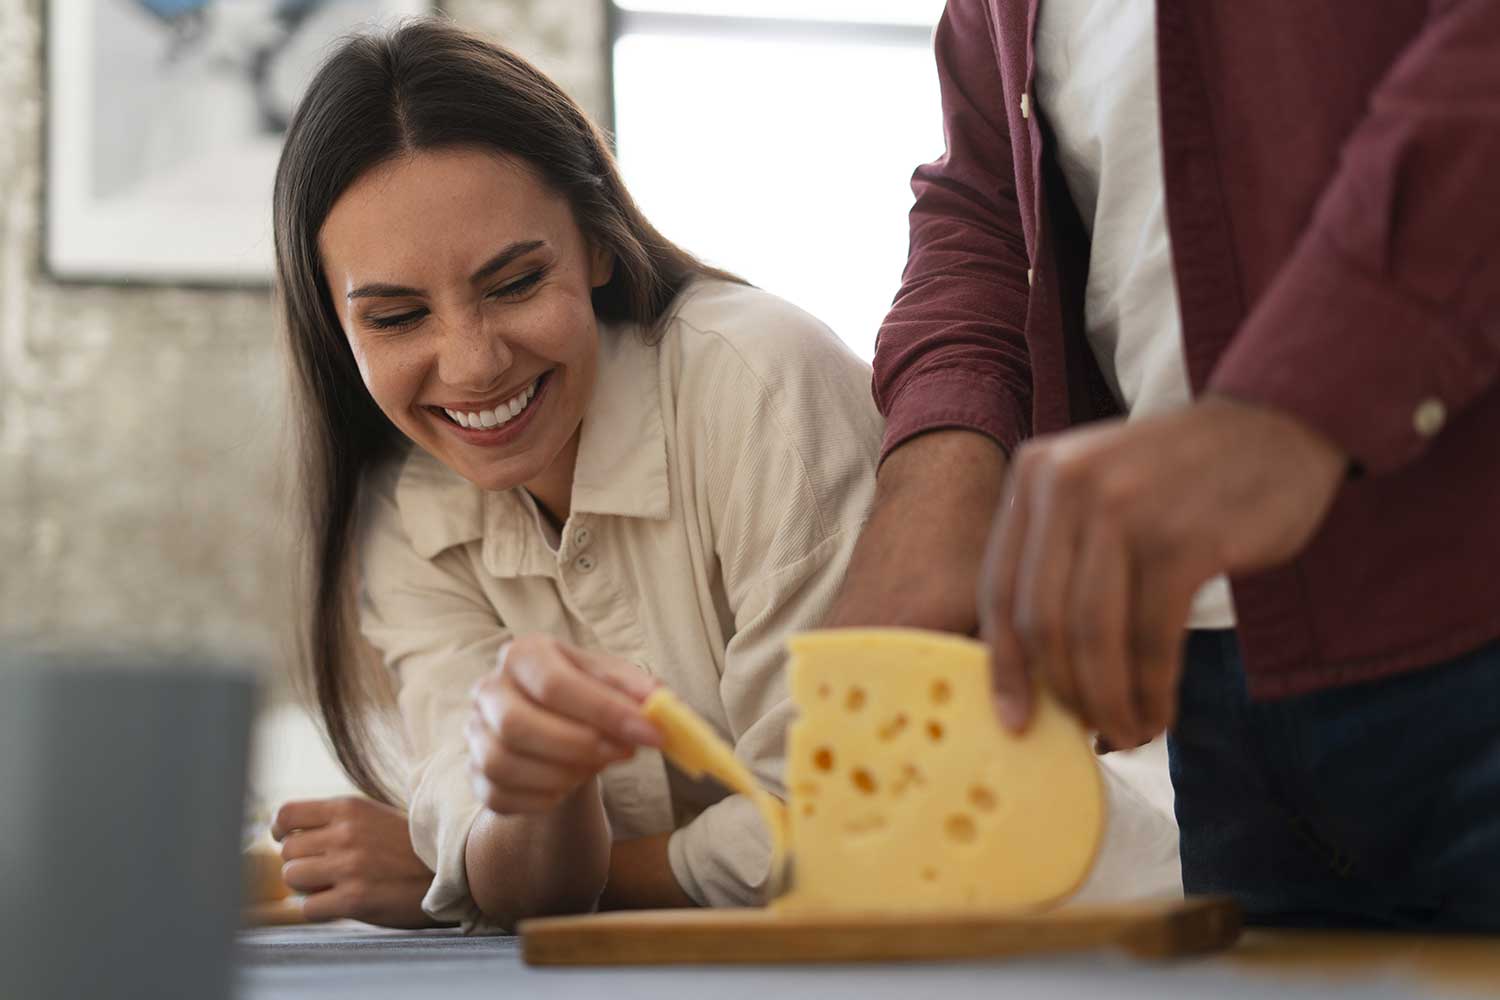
[0,652,255,1000]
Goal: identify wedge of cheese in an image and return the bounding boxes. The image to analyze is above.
[774,628,1103,913]
[642,688,789,886]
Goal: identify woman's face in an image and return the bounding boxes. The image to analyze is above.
[319,147,612,497]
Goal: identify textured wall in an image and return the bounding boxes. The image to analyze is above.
[0,0,608,684]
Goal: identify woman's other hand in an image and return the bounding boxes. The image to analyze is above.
[466,634,662,816]
[270,796,445,928]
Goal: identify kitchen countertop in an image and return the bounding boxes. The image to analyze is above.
[237,922,1499,999]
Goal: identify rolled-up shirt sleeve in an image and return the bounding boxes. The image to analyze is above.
[1210,0,1500,474]
[873,0,1034,462]
[357,469,509,931]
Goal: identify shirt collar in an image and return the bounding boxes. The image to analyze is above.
[391,319,670,564]
[569,318,670,522]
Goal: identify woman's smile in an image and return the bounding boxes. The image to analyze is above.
[429,369,554,446]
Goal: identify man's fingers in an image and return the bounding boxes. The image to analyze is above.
[1012,462,1085,720]
[270,799,333,842]
[980,473,1033,732]
[1068,517,1139,746]
[1129,560,1196,737]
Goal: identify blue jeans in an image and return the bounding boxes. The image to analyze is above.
[1168,630,1500,931]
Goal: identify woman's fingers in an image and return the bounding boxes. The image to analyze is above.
[496,637,662,748]
[465,635,664,817]
[467,760,573,815]
[465,715,602,791]
[471,683,631,769]
[279,825,345,862]
[280,856,339,895]
[565,644,660,702]
[269,799,332,841]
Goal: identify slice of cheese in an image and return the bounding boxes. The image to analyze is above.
[774,628,1103,913]
[642,688,789,886]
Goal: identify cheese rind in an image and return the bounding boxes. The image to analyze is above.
[775,628,1104,913]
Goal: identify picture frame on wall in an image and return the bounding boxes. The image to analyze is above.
[45,0,426,285]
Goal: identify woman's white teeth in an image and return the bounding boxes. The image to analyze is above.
[443,377,541,430]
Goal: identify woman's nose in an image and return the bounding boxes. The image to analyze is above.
[436,311,513,392]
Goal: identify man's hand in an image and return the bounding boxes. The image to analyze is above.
[980,396,1346,748]
[271,796,446,928]
[824,429,1007,633]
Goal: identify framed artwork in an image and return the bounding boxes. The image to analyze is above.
[46,0,427,285]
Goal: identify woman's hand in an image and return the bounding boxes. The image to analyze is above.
[270,796,446,928]
[466,634,662,816]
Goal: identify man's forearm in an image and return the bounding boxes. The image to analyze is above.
[825,429,1007,634]
[463,780,611,928]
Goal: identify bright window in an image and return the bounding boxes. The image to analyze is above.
[611,2,946,360]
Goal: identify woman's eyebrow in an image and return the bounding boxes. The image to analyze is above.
[345,239,548,301]
[469,239,547,284]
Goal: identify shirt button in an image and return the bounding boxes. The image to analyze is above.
[573,527,591,549]
[1413,398,1447,437]
[574,553,597,574]
[1020,92,1030,120]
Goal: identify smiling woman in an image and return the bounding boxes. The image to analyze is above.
[270,18,883,931]
[319,149,614,515]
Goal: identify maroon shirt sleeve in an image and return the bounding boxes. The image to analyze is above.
[1210,0,1500,475]
[871,0,1033,463]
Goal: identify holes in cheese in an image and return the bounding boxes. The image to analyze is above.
[891,763,925,797]
[775,628,1104,914]
[844,687,867,711]
[969,784,998,812]
[944,814,977,843]
[877,713,909,741]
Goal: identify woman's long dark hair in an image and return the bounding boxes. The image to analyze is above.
[274,16,739,802]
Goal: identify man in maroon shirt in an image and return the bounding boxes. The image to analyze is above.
[827,0,1500,929]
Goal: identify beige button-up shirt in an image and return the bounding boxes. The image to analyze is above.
[357,280,883,924]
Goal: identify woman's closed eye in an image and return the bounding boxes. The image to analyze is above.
[363,268,549,332]
[486,266,547,302]
[366,307,428,331]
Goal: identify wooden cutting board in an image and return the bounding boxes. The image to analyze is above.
[520,896,1241,966]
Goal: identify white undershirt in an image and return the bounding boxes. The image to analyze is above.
[1034,0,1235,629]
